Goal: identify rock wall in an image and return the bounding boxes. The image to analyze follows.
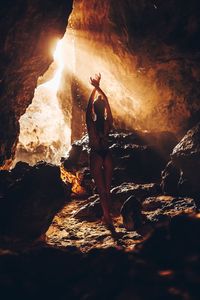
[68,0,200,138]
[0,0,73,165]
[1,0,200,165]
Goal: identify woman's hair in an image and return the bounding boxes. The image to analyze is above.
[93,95,106,134]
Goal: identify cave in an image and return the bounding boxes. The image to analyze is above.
[0,0,200,299]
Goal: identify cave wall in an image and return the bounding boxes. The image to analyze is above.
[1,0,200,165]
[69,0,200,137]
[0,0,73,166]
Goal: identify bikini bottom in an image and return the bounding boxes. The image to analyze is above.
[91,148,110,160]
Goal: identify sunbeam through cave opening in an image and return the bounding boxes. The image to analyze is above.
[14,38,73,166]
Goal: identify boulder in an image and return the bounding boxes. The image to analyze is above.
[120,194,196,231]
[120,196,145,231]
[0,161,31,197]
[73,194,101,220]
[111,143,165,184]
[0,162,71,242]
[137,213,200,269]
[63,130,177,185]
[160,161,180,196]
[111,183,161,213]
[161,123,200,200]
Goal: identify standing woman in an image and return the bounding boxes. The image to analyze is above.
[86,74,114,228]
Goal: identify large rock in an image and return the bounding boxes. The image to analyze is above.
[121,193,196,231]
[63,131,177,185]
[111,183,161,213]
[137,213,200,269]
[0,162,71,242]
[120,196,145,231]
[161,123,200,200]
[161,161,180,195]
[73,194,101,220]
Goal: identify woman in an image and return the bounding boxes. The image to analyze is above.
[86,74,114,228]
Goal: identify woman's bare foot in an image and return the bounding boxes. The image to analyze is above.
[102,215,115,232]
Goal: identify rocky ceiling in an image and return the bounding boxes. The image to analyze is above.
[0,0,200,166]
[69,0,200,135]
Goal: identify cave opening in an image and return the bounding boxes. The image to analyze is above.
[12,12,145,167]
[13,37,73,166]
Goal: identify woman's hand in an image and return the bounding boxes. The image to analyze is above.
[90,73,101,87]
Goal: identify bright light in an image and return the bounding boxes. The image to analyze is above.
[14,38,72,166]
[53,39,63,63]
[42,39,64,91]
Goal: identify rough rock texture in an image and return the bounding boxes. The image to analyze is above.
[120,196,144,231]
[2,0,200,166]
[63,131,177,187]
[2,214,200,299]
[47,199,144,251]
[138,214,200,269]
[0,162,71,242]
[111,183,161,213]
[0,0,73,165]
[68,0,200,138]
[161,161,180,196]
[74,183,160,220]
[161,123,200,200]
[142,195,196,223]
[121,195,196,231]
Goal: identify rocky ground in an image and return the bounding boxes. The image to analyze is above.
[46,193,196,253]
[0,128,200,299]
[46,198,147,252]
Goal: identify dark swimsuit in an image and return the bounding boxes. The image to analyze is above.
[93,148,109,160]
[90,136,110,160]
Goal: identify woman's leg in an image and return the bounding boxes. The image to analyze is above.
[103,152,113,209]
[90,152,111,222]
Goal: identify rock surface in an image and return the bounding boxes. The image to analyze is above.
[138,213,200,269]
[69,0,200,136]
[161,123,200,200]
[0,162,71,242]
[118,194,196,231]
[63,131,177,186]
[74,183,161,220]
[142,195,197,223]
[1,213,200,300]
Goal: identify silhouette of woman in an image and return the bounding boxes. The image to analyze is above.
[86,74,114,228]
